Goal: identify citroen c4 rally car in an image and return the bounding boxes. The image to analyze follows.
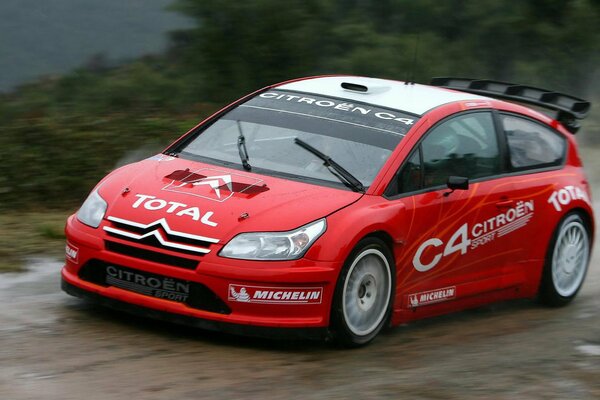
[62,76,594,346]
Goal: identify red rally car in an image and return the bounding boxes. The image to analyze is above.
[62,76,594,346]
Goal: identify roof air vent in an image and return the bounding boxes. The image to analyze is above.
[341,82,368,93]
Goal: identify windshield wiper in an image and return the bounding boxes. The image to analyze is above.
[294,138,365,193]
[236,121,252,171]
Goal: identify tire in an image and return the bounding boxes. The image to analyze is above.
[539,213,591,307]
[331,237,394,347]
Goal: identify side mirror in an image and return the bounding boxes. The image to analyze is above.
[444,176,469,196]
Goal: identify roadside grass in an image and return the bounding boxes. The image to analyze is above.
[0,210,72,272]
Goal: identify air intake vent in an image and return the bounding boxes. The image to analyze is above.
[341,82,368,92]
[78,260,231,314]
[105,241,199,270]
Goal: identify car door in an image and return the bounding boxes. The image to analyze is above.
[495,113,569,288]
[386,111,519,310]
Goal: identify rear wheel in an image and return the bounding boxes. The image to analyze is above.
[331,238,394,347]
[540,213,591,306]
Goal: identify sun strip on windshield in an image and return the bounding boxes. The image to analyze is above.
[239,105,406,137]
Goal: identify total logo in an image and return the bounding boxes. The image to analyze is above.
[228,284,323,304]
[132,194,218,227]
[413,200,535,272]
[548,185,589,212]
[163,168,264,202]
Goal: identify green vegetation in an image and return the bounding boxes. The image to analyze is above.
[0,211,70,272]
[0,58,221,209]
[172,0,600,99]
[1,0,599,270]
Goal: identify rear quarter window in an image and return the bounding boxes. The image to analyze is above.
[501,114,566,170]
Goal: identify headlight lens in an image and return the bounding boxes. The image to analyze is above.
[220,219,326,260]
[76,188,107,228]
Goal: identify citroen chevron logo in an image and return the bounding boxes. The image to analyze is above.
[104,216,219,254]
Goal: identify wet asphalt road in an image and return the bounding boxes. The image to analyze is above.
[1,218,599,399]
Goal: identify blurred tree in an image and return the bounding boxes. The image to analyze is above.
[170,0,336,101]
[172,0,599,97]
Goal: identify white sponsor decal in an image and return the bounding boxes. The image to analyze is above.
[258,92,415,126]
[548,185,589,212]
[65,242,79,264]
[408,286,456,307]
[228,284,323,304]
[229,286,251,302]
[413,200,534,272]
[132,194,218,227]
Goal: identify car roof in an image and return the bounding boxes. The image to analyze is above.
[276,76,490,116]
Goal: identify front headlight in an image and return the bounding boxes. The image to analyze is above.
[76,188,108,228]
[220,219,326,260]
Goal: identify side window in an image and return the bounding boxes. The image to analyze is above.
[501,115,566,170]
[421,112,501,189]
[386,112,501,197]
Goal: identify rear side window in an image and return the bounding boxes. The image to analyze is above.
[501,115,566,170]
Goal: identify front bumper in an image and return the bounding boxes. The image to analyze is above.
[62,215,339,336]
[61,278,328,340]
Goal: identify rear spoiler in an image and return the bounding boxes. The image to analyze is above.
[430,77,591,133]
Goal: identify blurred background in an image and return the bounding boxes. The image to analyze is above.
[0,0,599,270]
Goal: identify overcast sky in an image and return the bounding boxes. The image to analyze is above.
[0,0,192,92]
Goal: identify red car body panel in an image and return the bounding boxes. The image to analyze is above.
[61,76,594,337]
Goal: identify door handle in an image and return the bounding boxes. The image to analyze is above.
[495,199,514,209]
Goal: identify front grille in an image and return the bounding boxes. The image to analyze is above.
[105,241,199,270]
[79,260,231,315]
[103,216,218,256]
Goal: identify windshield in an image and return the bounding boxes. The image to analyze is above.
[174,90,418,189]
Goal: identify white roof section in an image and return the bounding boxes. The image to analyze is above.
[277,76,490,115]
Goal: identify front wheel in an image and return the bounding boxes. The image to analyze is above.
[539,213,591,306]
[331,238,394,347]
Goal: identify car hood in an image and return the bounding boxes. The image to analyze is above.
[98,155,362,242]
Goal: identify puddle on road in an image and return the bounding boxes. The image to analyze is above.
[576,344,600,356]
[0,256,64,332]
[0,256,62,291]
